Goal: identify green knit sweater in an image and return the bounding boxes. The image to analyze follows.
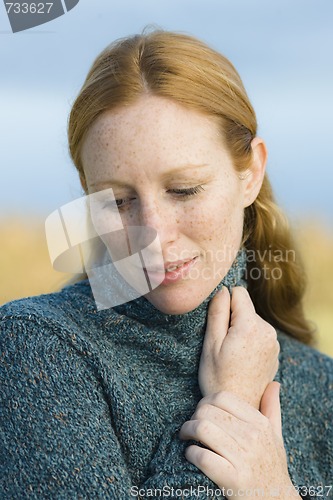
[1,255,332,499]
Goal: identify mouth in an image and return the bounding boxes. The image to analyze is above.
[146,256,199,287]
[164,258,194,272]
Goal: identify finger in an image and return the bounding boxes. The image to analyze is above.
[203,287,231,353]
[191,402,248,444]
[184,444,235,488]
[259,382,282,438]
[230,287,256,326]
[179,419,242,465]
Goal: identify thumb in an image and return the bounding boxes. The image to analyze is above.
[204,287,231,353]
[260,381,282,438]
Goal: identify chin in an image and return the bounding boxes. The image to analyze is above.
[145,283,212,315]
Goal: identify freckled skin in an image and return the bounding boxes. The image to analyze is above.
[81,95,250,314]
[81,96,293,495]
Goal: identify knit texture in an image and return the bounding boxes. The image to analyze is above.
[1,250,332,499]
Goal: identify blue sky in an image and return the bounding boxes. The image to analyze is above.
[0,0,332,227]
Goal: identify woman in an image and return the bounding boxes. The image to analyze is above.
[1,30,332,499]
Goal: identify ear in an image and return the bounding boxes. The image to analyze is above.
[241,137,267,208]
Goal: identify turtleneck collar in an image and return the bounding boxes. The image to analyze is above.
[94,248,247,377]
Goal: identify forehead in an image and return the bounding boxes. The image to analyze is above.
[80,96,235,191]
[82,96,223,158]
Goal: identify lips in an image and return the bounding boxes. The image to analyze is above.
[164,258,194,272]
[143,256,198,287]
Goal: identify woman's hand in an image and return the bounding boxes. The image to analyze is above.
[179,383,300,499]
[199,286,279,408]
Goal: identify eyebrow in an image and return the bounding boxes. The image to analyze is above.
[89,163,210,190]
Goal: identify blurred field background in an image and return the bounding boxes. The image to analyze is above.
[0,216,332,357]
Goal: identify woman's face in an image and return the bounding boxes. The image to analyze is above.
[82,95,261,314]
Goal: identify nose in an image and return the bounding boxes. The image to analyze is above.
[133,197,179,252]
[143,197,178,239]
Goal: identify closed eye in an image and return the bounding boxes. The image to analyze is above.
[168,185,205,197]
[101,197,135,210]
[114,197,135,209]
[106,185,205,211]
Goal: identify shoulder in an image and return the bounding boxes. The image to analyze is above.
[1,279,95,327]
[0,281,124,415]
[0,279,112,341]
[0,280,134,379]
[0,281,92,374]
[0,280,117,367]
[277,330,333,386]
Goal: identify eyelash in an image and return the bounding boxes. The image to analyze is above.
[169,185,205,197]
[113,185,205,210]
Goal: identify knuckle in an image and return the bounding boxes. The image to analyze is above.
[194,403,211,420]
[257,320,279,345]
[213,390,235,408]
[195,418,211,438]
[212,390,227,407]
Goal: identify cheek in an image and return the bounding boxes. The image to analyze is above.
[184,193,244,242]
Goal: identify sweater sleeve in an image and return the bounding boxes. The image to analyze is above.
[0,314,134,499]
[140,421,226,498]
